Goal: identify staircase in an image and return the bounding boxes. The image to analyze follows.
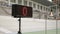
[0,6,11,16]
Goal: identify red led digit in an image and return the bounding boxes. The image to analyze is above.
[22,7,27,16]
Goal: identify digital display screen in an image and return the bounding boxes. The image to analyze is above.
[12,4,32,18]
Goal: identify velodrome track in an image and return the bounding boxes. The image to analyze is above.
[0,15,60,34]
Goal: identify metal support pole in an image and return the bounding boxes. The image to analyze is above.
[45,14,47,34]
[45,7,48,34]
[56,5,58,34]
[18,18,21,34]
[45,19,47,34]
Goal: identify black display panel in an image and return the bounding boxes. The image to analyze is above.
[12,4,32,18]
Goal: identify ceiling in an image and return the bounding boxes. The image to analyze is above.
[32,0,55,6]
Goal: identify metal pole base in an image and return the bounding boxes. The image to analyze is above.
[18,31,21,34]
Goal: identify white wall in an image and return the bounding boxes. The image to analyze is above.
[0,15,60,33]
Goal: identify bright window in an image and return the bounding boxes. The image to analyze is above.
[48,0,52,2]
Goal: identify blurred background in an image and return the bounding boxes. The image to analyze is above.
[0,0,60,34]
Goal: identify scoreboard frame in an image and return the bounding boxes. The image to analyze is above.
[12,4,32,18]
